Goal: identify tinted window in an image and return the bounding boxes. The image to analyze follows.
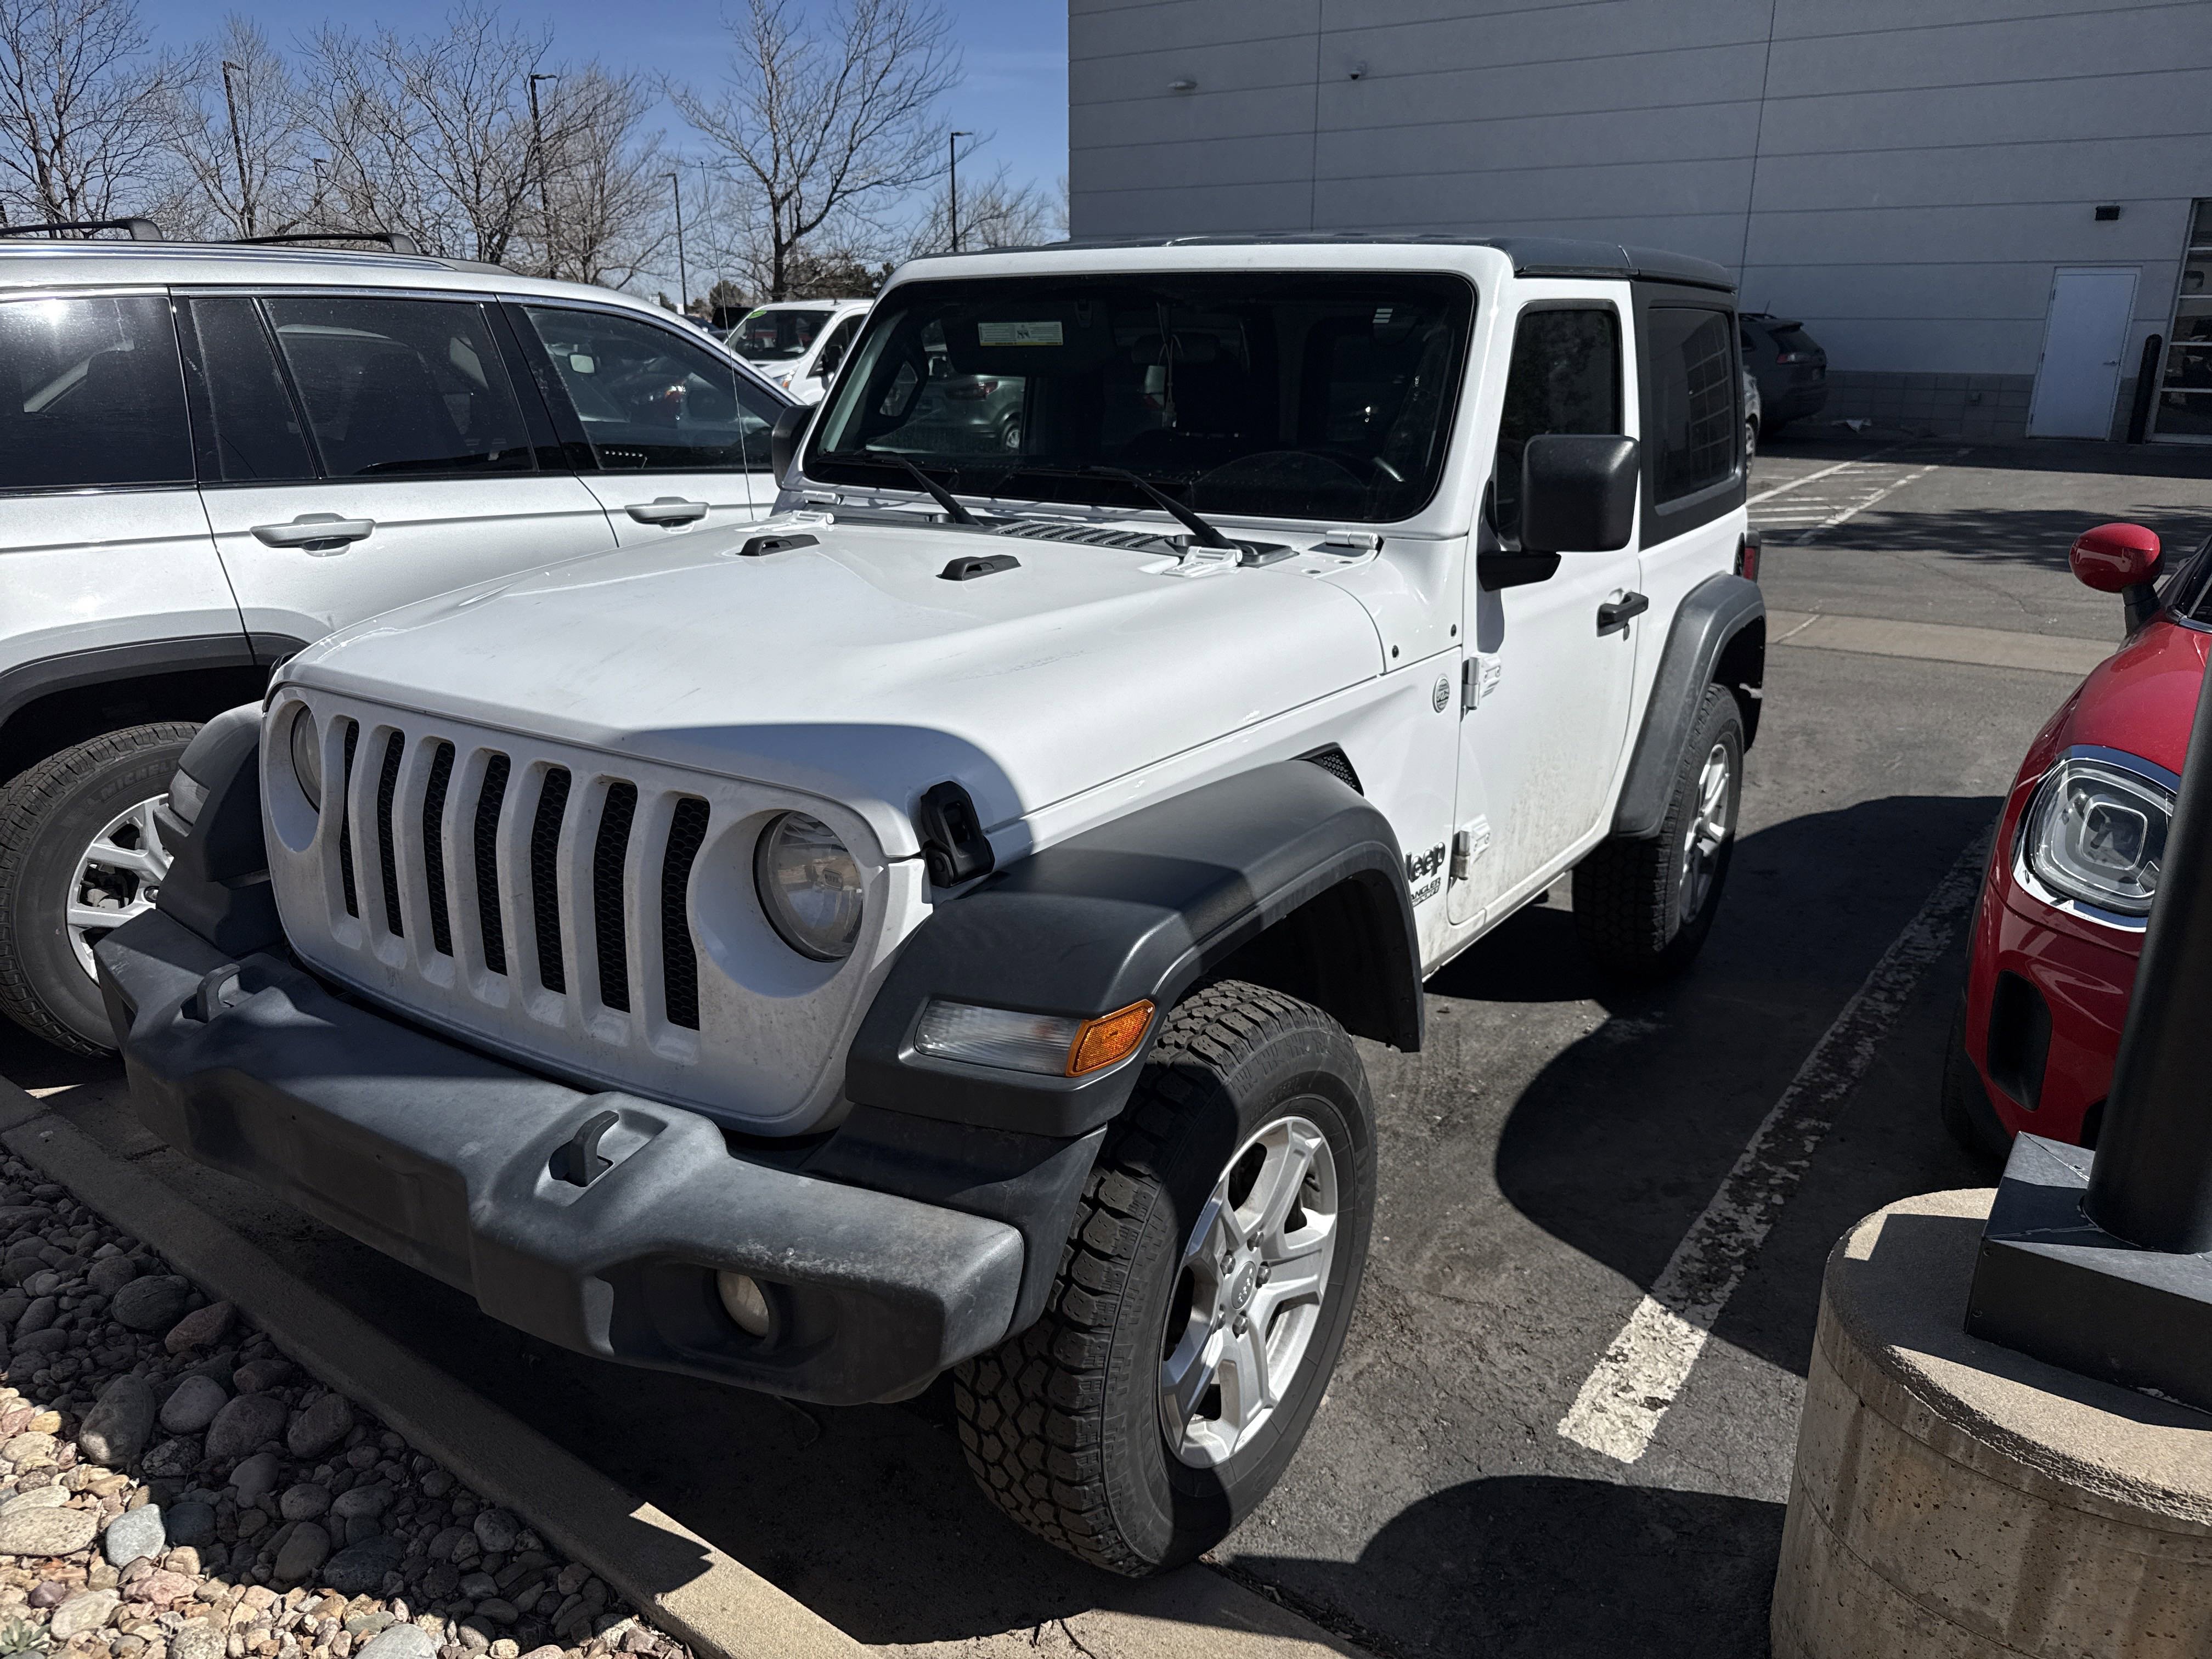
[1647,307,1736,501]
[811,273,1475,523]
[262,297,533,478]
[0,295,191,492]
[179,296,315,482]
[524,306,779,471]
[732,307,833,362]
[1492,307,1621,543]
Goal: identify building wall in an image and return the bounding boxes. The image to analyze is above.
[1068,0,2212,440]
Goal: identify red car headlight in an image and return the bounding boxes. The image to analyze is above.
[2017,749,2175,925]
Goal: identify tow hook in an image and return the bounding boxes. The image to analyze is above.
[550,1109,620,1187]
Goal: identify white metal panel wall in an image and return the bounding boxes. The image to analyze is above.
[1069,0,2212,381]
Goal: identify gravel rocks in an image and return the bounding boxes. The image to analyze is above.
[80,1373,156,1467]
[0,1503,97,1555]
[286,1392,353,1459]
[110,1276,191,1333]
[158,1373,228,1433]
[101,1502,165,1565]
[204,1391,285,1460]
[0,1152,690,1659]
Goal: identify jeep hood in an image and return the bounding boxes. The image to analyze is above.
[286,517,1385,859]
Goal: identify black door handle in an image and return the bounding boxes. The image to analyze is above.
[1597,591,1649,634]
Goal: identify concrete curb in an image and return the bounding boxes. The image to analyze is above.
[0,1076,1367,1658]
[0,1076,864,1659]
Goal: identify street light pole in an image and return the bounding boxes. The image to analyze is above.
[528,73,558,280]
[220,61,254,236]
[949,131,973,253]
[666,171,689,320]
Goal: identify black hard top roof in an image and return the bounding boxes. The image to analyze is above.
[913,233,1736,293]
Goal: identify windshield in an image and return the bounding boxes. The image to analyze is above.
[808,272,1476,523]
[732,307,835,362]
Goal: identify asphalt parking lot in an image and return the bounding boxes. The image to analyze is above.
[9,436,2212,1658]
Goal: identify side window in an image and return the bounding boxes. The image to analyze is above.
[178,296,316,482]
[815,314,861,379]
[1646,307,1736,501]
[1491,307,1621,544]
[0,294,192,492]
[261,296,534,478]
[523,306,781,471]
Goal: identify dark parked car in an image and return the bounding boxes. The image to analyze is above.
[1741,313,1827,437]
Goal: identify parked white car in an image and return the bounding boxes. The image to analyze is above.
[728,298,871,403]
[0,222,792,1054]
[100,235,1765,1576]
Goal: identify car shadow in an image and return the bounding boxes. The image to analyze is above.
[1232,1475,1784,1659]
[1464,792,1999,1381]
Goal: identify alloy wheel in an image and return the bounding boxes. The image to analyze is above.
[1158,1115,1340,1469]
[1678,742,1733,923]
[65,794,170,978]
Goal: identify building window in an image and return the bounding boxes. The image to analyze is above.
[2152,199,2212,443]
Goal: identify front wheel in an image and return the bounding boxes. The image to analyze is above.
[1573,685,1743,979]
[0,724,196,1053]
[954,981,1376,1575]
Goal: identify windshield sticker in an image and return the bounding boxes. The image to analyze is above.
[978,320,1064,347]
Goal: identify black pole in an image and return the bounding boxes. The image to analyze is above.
[2085,646,2212,1249]
[529,74,558,280]
[949,130,972,253]
[2126,333,2164,444]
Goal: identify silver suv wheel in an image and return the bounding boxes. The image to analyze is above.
[1159,1115,1340,1468]
[1678,741,1734,924]
[65,795,171,978]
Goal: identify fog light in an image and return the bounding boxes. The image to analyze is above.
[717,1271,771,1337]
[914,998,1154,1076]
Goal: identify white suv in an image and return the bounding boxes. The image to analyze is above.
[728,298,871,403]
[0,224,792,1053]
[99,235,1765,1574]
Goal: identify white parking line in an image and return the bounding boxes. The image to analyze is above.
[1746,447,1904,506]
[1555,832,1989,1464]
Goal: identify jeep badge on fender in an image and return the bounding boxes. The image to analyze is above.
[95,235,1763,1578]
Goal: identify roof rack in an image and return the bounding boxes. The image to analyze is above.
[0,217,163,241]
[230,230,424,256]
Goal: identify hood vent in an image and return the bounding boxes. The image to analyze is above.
[990,519,1180,553]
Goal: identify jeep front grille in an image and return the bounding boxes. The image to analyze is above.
[314,716,713,1039]
[272,692,892,1128]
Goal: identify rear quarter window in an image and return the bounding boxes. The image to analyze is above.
[0,294,193,492]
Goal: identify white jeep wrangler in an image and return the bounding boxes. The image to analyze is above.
[98,236,1764,1574]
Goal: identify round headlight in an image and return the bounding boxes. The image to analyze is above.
[754,812,864,960]
[2022,754,2172,919]
[287,706,321,803]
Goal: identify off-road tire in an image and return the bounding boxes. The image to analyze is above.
[0,723,197,1053]
[952,981,1376,1576]
[1940,997,2011,1169]
[1574,684,1743,980]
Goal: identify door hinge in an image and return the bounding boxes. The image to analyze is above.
[1462,654,1503,712]
[1452,818,1491,881]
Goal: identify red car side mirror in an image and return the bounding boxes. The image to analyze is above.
[2070,522,2161,592]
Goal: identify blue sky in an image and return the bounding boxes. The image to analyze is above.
[145,0,1070,204]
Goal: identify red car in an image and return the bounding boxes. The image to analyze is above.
[1945,521,2204,1160]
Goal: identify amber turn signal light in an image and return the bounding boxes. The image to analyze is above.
[1068,1000,1154,1075]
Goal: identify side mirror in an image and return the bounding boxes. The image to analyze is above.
[2070,522,2160,591]
[2072,521,2163,632]
[1521,435,1639,555]
[770,403,815,484]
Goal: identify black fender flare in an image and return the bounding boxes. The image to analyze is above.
[1612,573,1765,840]
[844,760,1422,1137]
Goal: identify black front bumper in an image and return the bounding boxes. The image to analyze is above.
[95,909,1027,1406]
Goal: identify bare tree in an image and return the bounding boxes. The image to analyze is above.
[524,66,664,286]
[902,161,1057,260]
[0,0,174,228]
[670,0,958,301]
[163,19,317,239]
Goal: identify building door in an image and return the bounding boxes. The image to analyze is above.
[2150,200,2211,444]
[2027,268,2138,439]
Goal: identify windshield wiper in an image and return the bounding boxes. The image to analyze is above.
[1082,467,1235,550]
[832,453,980,526]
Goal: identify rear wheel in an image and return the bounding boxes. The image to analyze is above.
[0,724,195,1053]
[953,981,1376,1575]
[1744,417,1759,464]
[1574,685,1743,979]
